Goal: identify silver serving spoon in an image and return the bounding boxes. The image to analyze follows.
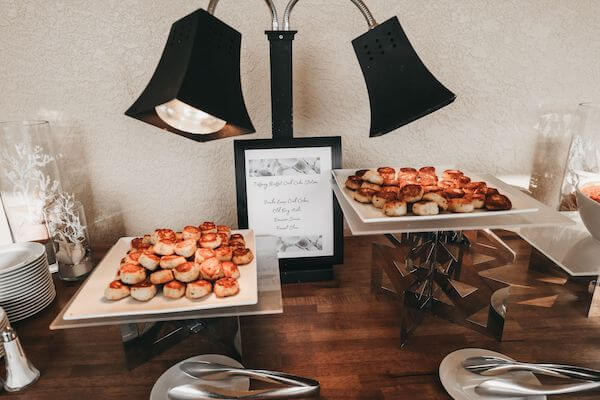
[463,356,600,381]
[168,384,318,400]
[180,361,320,387]
[476,378,600,397]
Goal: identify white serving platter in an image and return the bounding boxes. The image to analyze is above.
[332,169,539,223]
[63,230,258,320]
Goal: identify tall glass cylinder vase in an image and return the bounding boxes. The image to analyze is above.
[559,103,600,210]
[0,121,61,268]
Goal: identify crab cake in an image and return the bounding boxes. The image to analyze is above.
[360,182,382,192]
[232,248,254,265]
[195,248,216,264]
[214,277,240,298]
[151,229,176,245]
[216,225,231,239]
[399,184,424,203]
[384,200,408,216]
[200,221,217,234]
[372,191,396,209]
[222,261,240,279]
[345,175,363,190]
[173,262,200,282]
[467,193,486,209]
[423,192,449,211]
[124,250,143,265]
[175,239,197,258]
[214,246,233,262]
[448,198,475,213]
[130,280,157,301]
[199,233,222,249]
[159,255,187,269]
[354,188,377,203]
[150,269,174,285]
[485,194,512,210]
[105,280,130,300]
[182,225,201,241]
[119,263,146,285]
[153,238,176,256]
[130,237,152,252]
[186,280,213,299]
[362,170,384,185]
[200,257,224,281]
[412,201,439,216]
[163,280,186,299]
[139,251,160,271]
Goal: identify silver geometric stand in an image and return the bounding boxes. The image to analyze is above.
[372,230,515,346]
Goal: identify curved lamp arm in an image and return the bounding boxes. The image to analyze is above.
[283,0,378,31]
[207,0,280,30]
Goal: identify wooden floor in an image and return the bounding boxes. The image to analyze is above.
[3,233,600,399]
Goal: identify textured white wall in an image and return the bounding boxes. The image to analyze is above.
[1,0,599,246]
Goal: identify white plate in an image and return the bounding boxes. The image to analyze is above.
[0,278,54,306]
[63,230,259,320]
[0,260,50,288]
[7,290,56,322]
[150,354,249,400]
[439,348,546,400]
[0,242,46,274]
[0,253,46,279]
[332,169,539,223]
[4,285,55,312]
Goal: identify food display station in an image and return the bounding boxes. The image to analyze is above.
[1,1,600,400]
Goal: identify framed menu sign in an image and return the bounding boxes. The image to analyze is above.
[234,137,343,275]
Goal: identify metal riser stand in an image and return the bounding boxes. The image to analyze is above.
[372,230,514,346]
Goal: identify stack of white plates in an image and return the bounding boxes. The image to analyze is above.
[0,242,56,322]
[0,306,8,358]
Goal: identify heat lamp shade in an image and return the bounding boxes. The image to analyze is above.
[352,17,456,137]
[125,8,255,142]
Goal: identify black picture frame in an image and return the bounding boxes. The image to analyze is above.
[234,137,343,280]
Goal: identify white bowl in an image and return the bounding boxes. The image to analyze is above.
[576,181,600,242]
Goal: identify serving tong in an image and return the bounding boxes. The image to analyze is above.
[462,356,600,396]
[167,361,320,400]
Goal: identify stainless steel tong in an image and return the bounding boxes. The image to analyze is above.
[463,355,600,396]
[167,361,320,400]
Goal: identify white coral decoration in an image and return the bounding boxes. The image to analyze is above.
[47,193,88,265]
[0,144,60,224]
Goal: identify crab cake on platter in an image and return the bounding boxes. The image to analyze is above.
[186,280,213,299]
[163,280,186,299]
[139,251,160,271]
[194,248,216,264]
[105,280,130,300]
[119,263,146,285]
[182,225,201,241]
[173,262,200,283]
[412,201,439,216]
[448,198,475,213]
[200,257,224,281]
[384,200,407,216]
[130,280,157,301]
[151,229,176,245]
[214,246,233,262]
[222,261,240,279]
[175,239,197,258]
[232,248,254,265]
[214,277,240,298]
[150,269,174,285]
[199,233,222,249]
[159,255,187,269]
[153,238,176,256]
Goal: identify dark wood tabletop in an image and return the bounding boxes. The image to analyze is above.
[2,233,600,399]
